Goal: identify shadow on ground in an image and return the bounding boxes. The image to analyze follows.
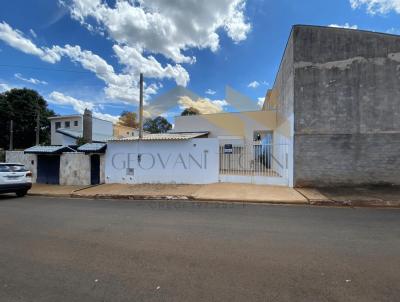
[318,185,400,207]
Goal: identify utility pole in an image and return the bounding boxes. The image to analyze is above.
[138,73,144,139]
[9,120,13,151]
[35,109,40,145]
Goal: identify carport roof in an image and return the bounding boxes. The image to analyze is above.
[24,145,75,154]
[77,143,107,153]
[108,132,209,142]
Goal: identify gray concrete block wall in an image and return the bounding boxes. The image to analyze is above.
[60,153,90,186]
[292,26,400,186]
[295,133,400,186]
[5,151,37,183]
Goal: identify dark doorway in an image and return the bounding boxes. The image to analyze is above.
[37,155,60,184]
[90,155,100,185]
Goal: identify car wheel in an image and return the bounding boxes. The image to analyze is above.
[15,190,27,197]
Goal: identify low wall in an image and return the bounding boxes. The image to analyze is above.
[105,138,219,184]
[60,153,91,186]
[6,151,37,183]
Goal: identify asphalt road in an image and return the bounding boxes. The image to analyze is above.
[0,196,399,302]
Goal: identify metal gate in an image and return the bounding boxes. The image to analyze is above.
[90,154,100,185]
[219,143,289,184]
[37,155,60,184]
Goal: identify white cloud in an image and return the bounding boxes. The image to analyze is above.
[248,81,260,88]
[0,21,61,63]
[0,21,187,103]
[50,44,145,103]
[48,91,119,123]
[14,73,47,85]
[329,23,358,29]
[350,0,400,14]
[91,111,120,123]
[0,83,11,92]
[257,97,265,108]
[0,0,252,108]
[29,29,37,38]
[178,96,227,114]
[49,91,94,113]
[112,45,189,86]
[386,27,400,34]
[66,0,251,64]
[205,89,217,95]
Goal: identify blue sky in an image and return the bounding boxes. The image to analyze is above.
[0,0,399,122]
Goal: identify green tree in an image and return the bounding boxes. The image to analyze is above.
[0,88,55,149]
[118,111,138,128]
[143,116,172,133]
[76,136,89,147]
[181,107,200,116]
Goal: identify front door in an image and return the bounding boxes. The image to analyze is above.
[90,154,100,185]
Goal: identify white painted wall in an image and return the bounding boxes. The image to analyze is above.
[61,135,77,146]
[105,138,219,184]
[50,116,113,145]
[50,116,82,145]
[93,118,113,137]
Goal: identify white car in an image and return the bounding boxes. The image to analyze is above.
[0,163,32,197]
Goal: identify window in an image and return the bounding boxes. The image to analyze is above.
[55,122,61,129]
[74,120,78,127]
[65,121,70,128]
[0,164,27,172]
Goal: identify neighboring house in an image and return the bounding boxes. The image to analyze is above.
[49,112,113,145]
[174,110,277,146]
[6,143,107,185]
[113,124,140,138]
[173,101,288,186]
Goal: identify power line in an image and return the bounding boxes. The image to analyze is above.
[0,64,110,75]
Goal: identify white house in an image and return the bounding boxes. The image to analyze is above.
[49,113,113,145]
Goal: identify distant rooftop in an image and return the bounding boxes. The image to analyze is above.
[109,132,209,142]
[48,114,81,120]
[56,128,113,143]
[49,114,113,124]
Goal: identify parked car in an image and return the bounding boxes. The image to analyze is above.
[0,163,32,197]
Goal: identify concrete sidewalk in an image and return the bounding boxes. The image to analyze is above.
[27,183,400,207]
[29,183,308,204]
[29,184,90,197]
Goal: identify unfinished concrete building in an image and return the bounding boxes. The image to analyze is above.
[268,25,400,187]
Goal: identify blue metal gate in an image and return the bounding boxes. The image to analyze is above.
[37,155,60,184]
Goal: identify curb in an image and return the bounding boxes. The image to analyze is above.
[28,192,400,208]
[71,193,192,201]
[310,199,400,208]
[28,193,73,198]
[192,197,308,205]
[31,192,311,206]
